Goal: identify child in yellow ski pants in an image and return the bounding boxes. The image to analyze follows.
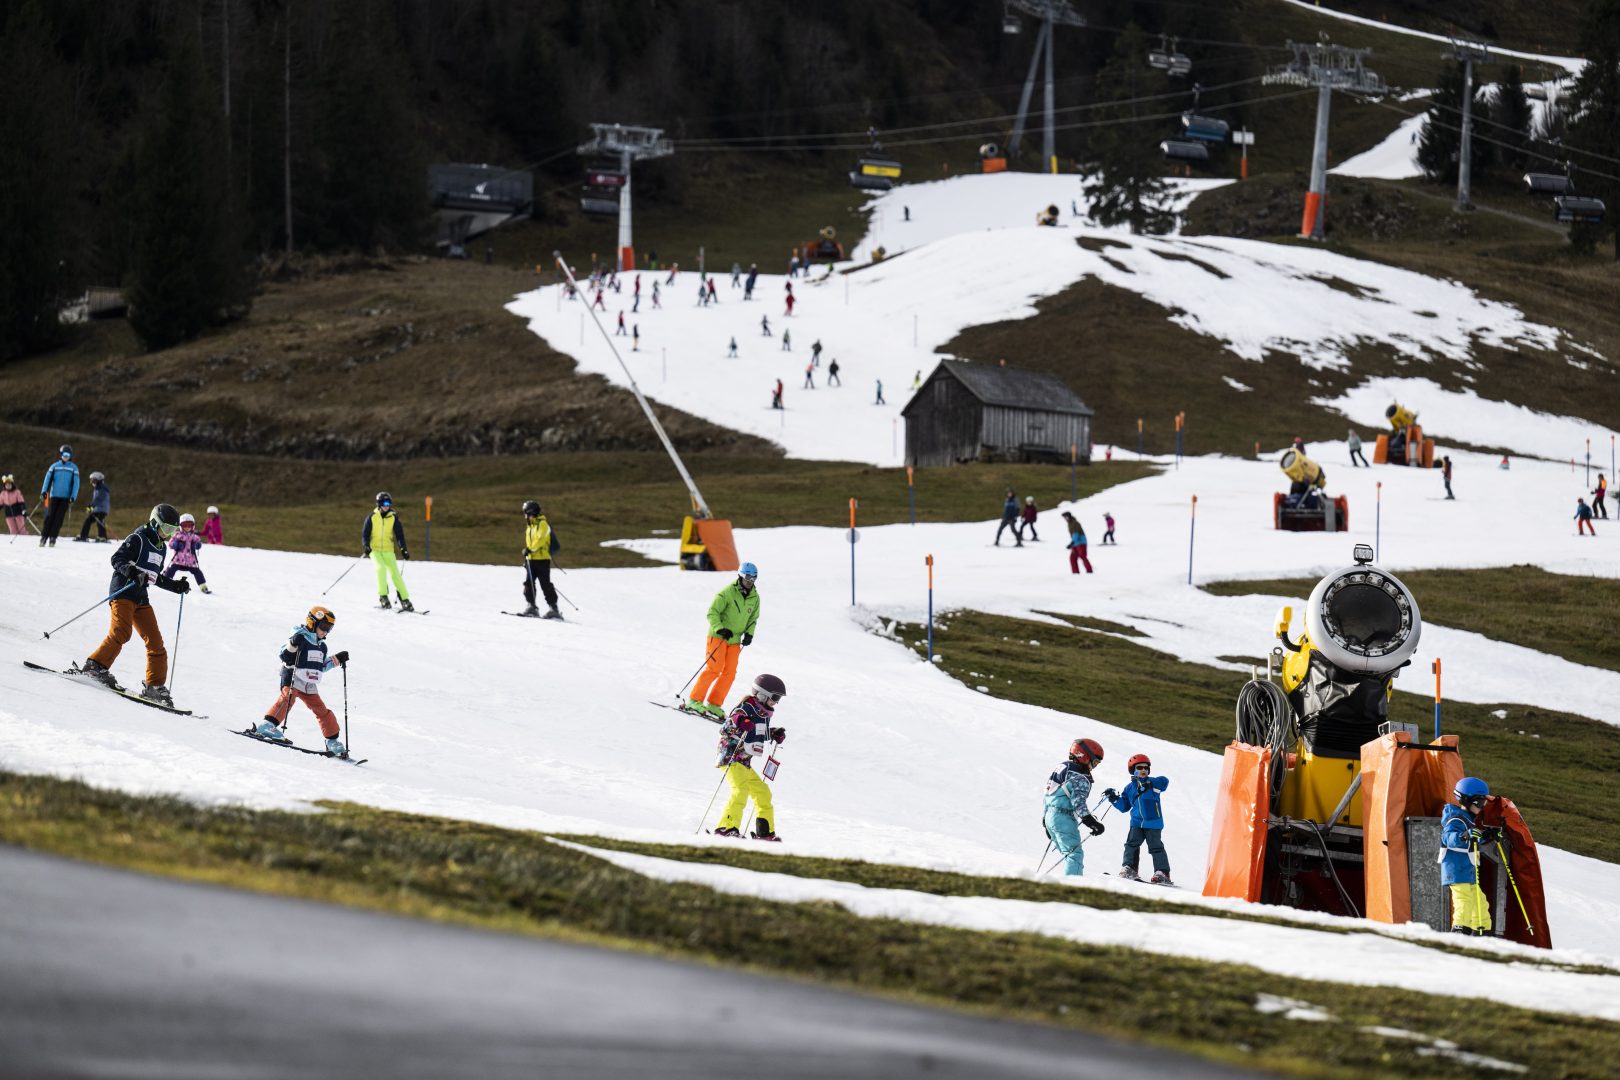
[716,763,774,832]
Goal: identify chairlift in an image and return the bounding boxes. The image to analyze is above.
[1149,34,1190,76]
[1523,172,1571,195]
[1003,12,1021,33]
[1182,113,1230,142]
[1525,83,1548,101]
[850,155,903,192]
[1554,195,1606,224]
[580,163,625,218]
[1161,139,1210,162]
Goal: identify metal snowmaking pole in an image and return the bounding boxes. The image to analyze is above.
[578,124,673,272]
[1446,40,1492,212]
[1266,42,1385,239]
[554,253,714,520]
[1003,0,1085,170]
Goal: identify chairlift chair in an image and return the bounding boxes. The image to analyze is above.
[850,156,903,192]
[1168,54,1192,77]
[1554,195,1606,224]
[1525,84,1548,101]
[1161,139,1210,162]
[1003,12,1021,33]
[1523,172,1571,195]
[1182,113,1230,142]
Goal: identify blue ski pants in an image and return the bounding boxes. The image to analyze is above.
[1045,808,1085,875]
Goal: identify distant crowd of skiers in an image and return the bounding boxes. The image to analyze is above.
[993,488,1115,575]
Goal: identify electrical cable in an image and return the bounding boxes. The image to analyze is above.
[1368,98,1620,184]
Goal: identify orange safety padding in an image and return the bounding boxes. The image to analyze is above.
[619,246,635,272]
[1422,438,1436,469]
[1202,742,1271,902]
[982,158,1007,174]
[1479,796,1552,949]
[1334,495,1350,531]
[1360,732,1462,926]
[693,519,740,572]
[1300,191,1323,237]
[1373,434,1389,464]
[1405,424,1424,467]
[1272,491,1284,529]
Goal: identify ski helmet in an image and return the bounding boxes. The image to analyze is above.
[751,673,786,705]
[1127,753,1152,772]
[1,475,13,485]
[375,491,393,508]
[522,499,541,516]
[148,503,181,537]
[739,561,759,580]
[207,506,219,515]
[1069,738,1104,767]
[59,444,73,458]
[306,606,336,632]
[89,471,105,482]
[179,513,196,526]
[1455,777,1490,804]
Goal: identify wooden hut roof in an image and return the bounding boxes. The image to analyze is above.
[903,360,1094,417]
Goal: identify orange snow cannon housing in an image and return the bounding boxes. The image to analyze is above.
[680,515,739,572]
[1374,424,1433,467]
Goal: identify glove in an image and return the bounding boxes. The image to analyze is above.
[279,665,294,689]
[769,727,786,744]
[334,650,350,666]
[124,563,146,581]
[362,547,370,557]
[169,577,191,594]
[1081,815,1106,837]
[402,550,411,560]
[1476,825,1503,844]
[1103,788,1118,802]
[716,628,733,641]
[741,632,754,647]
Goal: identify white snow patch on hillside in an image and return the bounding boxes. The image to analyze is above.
[1276,0,1584,73]
[1333,110,1426,179]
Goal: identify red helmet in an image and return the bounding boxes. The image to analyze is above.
[1127,753,1152,772]
[1069,738,1104,767]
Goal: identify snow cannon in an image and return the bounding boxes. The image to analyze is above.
[1373,402,1434,468]
[980,142,1007,174]
[801,226,845,264]
[1203,545,1551,947]
[1274,449,1348,531]
[1036,204,1061,227]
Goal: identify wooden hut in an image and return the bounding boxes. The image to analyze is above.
[902,360,1093,467]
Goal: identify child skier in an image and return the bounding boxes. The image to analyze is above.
[162,513,211,593]
[78,503,190,705]
[711,673,788,841]
[1576,497,1596,536]
[76,471,110,541]
[1440,777,1500,935]
[994,490,1022,547]
[1043,738,1107,875]
[1062,511,1092,573]
[1441,455,1455,500]
[362,491,413,610]
[1102,512,1116,545]
[1,474,25,536]
[520,499,561,619]
[253,606,350,756]
[1105,754,1172,884]
[1020,495,1040,541]
[688,563,760,718]
[202,505,224,544]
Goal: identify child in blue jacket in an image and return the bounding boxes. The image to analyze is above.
[1043,738,1107,875]
[1105,753,1172,884]
[1440,777,1499,935]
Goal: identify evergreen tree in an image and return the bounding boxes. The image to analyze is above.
[0,2,76,361]
[126,28,249,350]
[1417,62,1491,185]
[1082,25,1175,235]
[1563,0,1620,258]
[1493,64,1533,175]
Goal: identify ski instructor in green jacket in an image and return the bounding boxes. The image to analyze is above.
[687,562,760,718]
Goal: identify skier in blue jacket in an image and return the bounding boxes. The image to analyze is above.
[994,489,1024,547]
[1043,738,1106,875]
[1105,753,1172,884]
[37,444,80,547]
[1440,776,1499,935]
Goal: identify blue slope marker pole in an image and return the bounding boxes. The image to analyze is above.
[849,498,858,607]
[926,554,935,664]
[1187,495,1197,585]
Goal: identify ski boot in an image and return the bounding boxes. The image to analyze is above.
[702,702,727,719]
[753,818,782,843]
[199,584,212,594]
[521,603,540,618]
[712,827,741,838]
[1150,871,1173,886]
[139,683,174,708]
[1118,867,1140,881]
[398,597,415,612]
[542,605,563,621]
[72,536,88,543]
[78,659,123,692]
[378,596,391,609]
[324,736,348,757]
[254,719,290,741]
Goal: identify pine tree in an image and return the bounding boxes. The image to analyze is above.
[1563,0,1620,258]
[0,2,75,361]
[1493,65,1533,175]
[1416,63,1490,185]
[1082,25,1175,235]
[126,28,249,350]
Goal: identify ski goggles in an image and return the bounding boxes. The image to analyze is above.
[59,451,72,460]
[156,521,179,539]
[1133,764,1152,773]
[1461,795,1488,811]
[755,688,784,707]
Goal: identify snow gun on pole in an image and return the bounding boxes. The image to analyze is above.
[554,252,740,573]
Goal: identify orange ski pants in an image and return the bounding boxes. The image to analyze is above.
[691,636,742,707]
[264,687,341,739]
[89,600,167,686]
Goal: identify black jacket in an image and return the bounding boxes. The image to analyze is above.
[108,524,185,605]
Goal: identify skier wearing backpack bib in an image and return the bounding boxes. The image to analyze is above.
[712,674,788,841]
[253,606,350,756]
[1043,738,1106,876]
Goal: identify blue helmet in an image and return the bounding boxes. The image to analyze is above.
[739,562,759,579]
[1454,777,1489,802]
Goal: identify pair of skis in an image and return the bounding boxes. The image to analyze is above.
[233,727,366,766]
[23,661,200,717]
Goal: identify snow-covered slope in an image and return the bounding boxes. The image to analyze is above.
[509,172,1600,466]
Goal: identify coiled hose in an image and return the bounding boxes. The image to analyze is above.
[1235,678,1294,812]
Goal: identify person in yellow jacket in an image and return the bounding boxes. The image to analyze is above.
[687,562,760,718]
[520,499,561,620]
[361,491,413,611]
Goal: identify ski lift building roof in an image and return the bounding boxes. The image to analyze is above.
[902,359,1094,467]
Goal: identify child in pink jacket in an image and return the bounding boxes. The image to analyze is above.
[201,505,224,544]
[163,513,212,593]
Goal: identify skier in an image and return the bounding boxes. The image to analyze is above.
[162,513,211,594]
[362,492,414,611]
[616,311,627,336]
[994,490,1022,547]
[1019,495,1040,541]
[1062,511,1092,573]
[828,358,841,387]
[760,315,772,337]
[911,370,922,391]
[697,280,708,307]
[652,282,661,309]
[666,262,679,286]
[202,505,224,544]
[687,562,760,718]
[520,499,561,619]
[771,380,784,410]
[785,286,796,318]
[1104,754,1172,884]
[2,474,26,536]
[592,289,606,312]
[251,605,350,757]
[730,262,742,288]
[75,471,111,542]
[1576,497,1596,536]
[744,264,758,300]
[788,254,799,279]
[1593,473,1608,519]
[707,277,719,304]
[1043,738,1107,876]
[712,673,788,840]
[811,339,822,367]
[783,328,792,353]
[1348,429,1369,467]
[633,324,640,352]
[802,360,813,387]
[874,379,885,405]
[727,337,738,358]
[1440,777,1499,935]
[78,503,190,704]
[1102,511,1116,545]
[1441,455,1455,500]
[37,444,80,547]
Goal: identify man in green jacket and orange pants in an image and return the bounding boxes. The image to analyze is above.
[687,562,760,718]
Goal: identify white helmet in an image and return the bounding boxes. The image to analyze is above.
[179,513,196,525]
[206,506,219,515]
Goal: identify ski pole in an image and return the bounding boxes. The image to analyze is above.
[322,555,365,596]
[1495,838,1534,935]
[675,643,722,701]
[170,591,186,691]
[552,583,580,612]
[1035,838,1054,875]
[697,766,728,834]
[43,580,135,639]
[342,663,350,753]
